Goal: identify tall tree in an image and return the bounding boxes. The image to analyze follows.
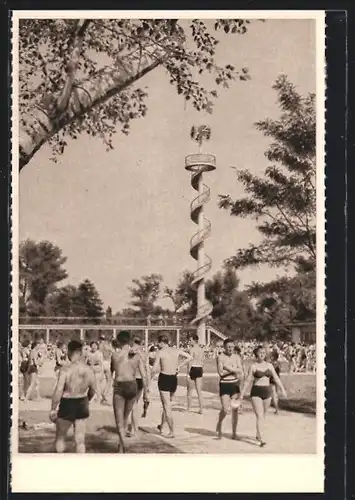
[46,284,82,317]
[129,274,163,316]
[105,306,113,319]
[163,270,196,316]
[19,239,68,316]
[248,260,316,336]
[219,75,316,272]
[19,18,254,169]
[76,279,104,318]
[206,266,255,338]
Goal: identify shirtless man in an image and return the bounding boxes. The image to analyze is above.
[110,331,149,453]
[186,334,204,414]
[50,340,96,453]
[216,338,244,440]
[86,341,104,402]
[152,335,192,438]
[127,337,149,437]
[99,334,114,404]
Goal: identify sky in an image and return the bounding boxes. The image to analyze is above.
[19,18,316,311]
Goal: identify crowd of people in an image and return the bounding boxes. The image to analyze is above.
[18,330,316,454]
[174,338,316,373]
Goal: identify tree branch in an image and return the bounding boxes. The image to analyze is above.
[19,55,164,170]
[56,19,91,113]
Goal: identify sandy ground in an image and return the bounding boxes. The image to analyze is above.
[18,377,316,454]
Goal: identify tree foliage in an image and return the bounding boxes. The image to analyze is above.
[46,284,81,317]
[206,266,255,338]
[219,75,316,271]
[164,270,196,316]
[105,306,113,319]
[19,18,254,169]
[46,279,104,318]
[164,267,256,338]
[75,279,104,318]
[129,273,163,316]
[19,239,68,316]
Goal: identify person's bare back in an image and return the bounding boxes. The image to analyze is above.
[111,348,140,382]
[189,344,204,367]
[159,347,180,375]
[61,362,95,399]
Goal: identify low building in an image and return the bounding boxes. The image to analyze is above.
[284,322,316,343]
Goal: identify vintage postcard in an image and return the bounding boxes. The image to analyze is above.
[11,10,325,493]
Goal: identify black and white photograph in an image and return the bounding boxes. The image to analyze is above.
[11,10,325,493]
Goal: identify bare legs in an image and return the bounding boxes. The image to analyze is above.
[102,366,112,403]
[159,391,174,437]
[187,376,203,414]
[55,418,87,453]
[231,396,239,440]
[20,373,30,400]
[187,377,193,411]
[55,418,72,453]
[251,396,271,446]
[94,371,104,402]
[74,419,87,453]
[124,398,135,436]
[24,372,39,401]
[113,393,136,453]
[113,393,126,453]
[130,388,143,436]
[216,394,229,439]
[271,384,279,414]
[216,394,239,439]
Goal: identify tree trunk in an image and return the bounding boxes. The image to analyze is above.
[19,57,162,171]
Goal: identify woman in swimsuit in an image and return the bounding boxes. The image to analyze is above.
[240,345,287,446]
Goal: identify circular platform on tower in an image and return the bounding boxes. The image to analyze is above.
[185,153,216,172]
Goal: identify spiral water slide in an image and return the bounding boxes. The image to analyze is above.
[185,154,216,329]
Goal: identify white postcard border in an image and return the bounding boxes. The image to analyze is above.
[11,10,326,493]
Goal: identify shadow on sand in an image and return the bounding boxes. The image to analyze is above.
[19,425,182,454]
[184,427,260,447]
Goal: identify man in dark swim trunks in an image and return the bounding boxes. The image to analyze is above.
[216,338,244,440]
[127,337,149,437]
[110,331,149,453]
[152,335,192,438]
[50,340,96,453]
[186,334,205,414]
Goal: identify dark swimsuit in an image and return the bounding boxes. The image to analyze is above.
[58,396,89,422]
[219,379,240,397]
[20,359,29,374]
[158,373,178,394]
[250,369,273,400]
[136,378,144,391]
[189,366,203,380]
[113,380,138,400]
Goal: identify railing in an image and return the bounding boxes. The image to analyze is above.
[19,316,190,327]
[17,322,227,347]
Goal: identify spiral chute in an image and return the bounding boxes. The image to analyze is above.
[185,154,216,328]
